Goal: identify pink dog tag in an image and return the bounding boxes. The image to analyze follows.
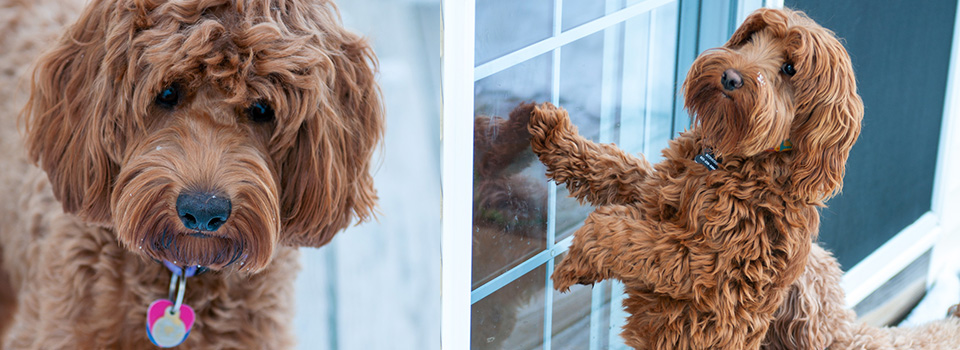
[146,299,195,348]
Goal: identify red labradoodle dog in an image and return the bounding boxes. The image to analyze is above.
[528,8,861,349]
[0,0,382,348]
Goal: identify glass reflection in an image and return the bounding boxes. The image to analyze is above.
[473,55,552,288]
[471,265,546,350]
[551,276,613,350]
[476,0,554,64]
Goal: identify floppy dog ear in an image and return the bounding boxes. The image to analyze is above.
[279,29,384,247]
[726,8,788,48]
[786,15,863,204]
[23,0,126,224]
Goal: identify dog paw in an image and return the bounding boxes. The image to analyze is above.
[528,102,577,155]
[552,255,598,292]
[528,102,569,134]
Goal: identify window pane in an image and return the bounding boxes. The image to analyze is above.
[556,184,593,243]
[697,0,734,53]
[550,266,614,349]
[620,2,679,162]
[473,54,553,288]
[471,265,547,349]
[561,0,609,32]
[476,0,554,65]
[550,286,593,349]
[475,53,553,118]
[554,30,608,240]
[559,33,605,142]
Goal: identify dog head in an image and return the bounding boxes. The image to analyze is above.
[684,8,862,203]
[23,0,383,272]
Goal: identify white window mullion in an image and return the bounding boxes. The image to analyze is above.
[440,1,475,349]
[543,2,563,348]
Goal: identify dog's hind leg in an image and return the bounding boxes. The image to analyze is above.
[528,102,653,206]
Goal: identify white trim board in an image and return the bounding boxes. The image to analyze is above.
[841,212,941,308]
[440,0,475,349]
[929,0,960,281]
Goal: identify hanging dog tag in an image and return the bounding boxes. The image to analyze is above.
[146,299,195,347]
[147,262,198,348]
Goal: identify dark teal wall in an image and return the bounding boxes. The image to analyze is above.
[784,1,956,269]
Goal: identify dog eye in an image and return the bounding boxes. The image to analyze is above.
[155,85,181,109]
[246,100,275,123]
[780,63,797,76]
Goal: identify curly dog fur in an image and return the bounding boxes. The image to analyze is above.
[527,8,862,349]
[0,0,382,348]
[763,244,960,350]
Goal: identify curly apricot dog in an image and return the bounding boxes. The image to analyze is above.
[0,0,382,348]
[528,8,861,349]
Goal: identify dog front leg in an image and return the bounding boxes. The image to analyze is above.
[553,204,696,300]
[528,103,653,207]
[552,205,635,292]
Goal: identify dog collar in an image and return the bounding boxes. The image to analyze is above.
[766,139,793,152]
[162,261,203,277]
[696,139,792,171]
[695,149,721,171]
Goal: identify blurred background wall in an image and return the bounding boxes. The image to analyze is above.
[293,1,441,349]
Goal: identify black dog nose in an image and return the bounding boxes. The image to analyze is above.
[176,191,231,232]
[721,69,744,91]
